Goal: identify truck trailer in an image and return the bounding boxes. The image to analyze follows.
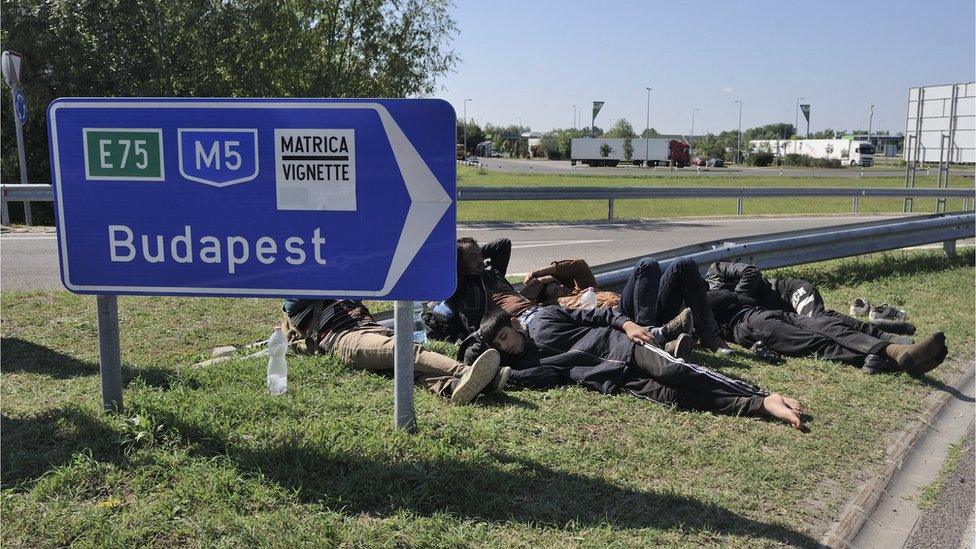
[571,138,690,167]
[749,138,876,166]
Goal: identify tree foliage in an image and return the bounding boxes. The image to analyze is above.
[604,118,636,138]
[0,0,458,191]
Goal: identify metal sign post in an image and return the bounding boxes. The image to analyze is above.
[393,300,416,432]
[2,50,29,225]
[96,295,123,411]
[47,98,456,428]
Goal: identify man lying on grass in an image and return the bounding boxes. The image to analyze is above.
[705,290,947,375]
[705,261,916,336]
[445,238,732,360]
[282,299,507,404]
[477,305,804,429]
[519,255,734,356]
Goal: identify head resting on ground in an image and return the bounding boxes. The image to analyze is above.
[479,306,528,356]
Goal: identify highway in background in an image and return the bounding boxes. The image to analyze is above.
[470,157,974,179]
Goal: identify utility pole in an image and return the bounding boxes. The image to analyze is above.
[645,87,651,167]
[572,104,576,130]
[734,99,742,165]
[691,107,698,137]
[463,98,471,158]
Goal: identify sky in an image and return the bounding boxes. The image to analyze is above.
[436,0,976,135]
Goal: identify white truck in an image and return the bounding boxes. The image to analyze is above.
[749,138,876,166]
[571,138,690,167]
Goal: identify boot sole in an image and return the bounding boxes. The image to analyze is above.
[666,333,693,360]
[451,350,500,404]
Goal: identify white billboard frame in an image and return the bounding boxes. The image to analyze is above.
[905,81,975,164]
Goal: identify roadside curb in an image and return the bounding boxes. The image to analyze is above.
[820,363,976,548]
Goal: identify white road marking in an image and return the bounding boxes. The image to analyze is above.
[511,239,613,249]
[1,235,57,241]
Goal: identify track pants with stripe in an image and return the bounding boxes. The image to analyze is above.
[770,279,890,339]
[623,343,767,416]
[731,309,889,366]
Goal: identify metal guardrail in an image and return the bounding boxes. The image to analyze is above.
[375,212,974,327]
[7,184,974,222]
[594,212,975,290]
[458,186,976,218]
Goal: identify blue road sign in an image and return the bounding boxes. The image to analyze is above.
[47,98,457,300]
[14,88,26,125]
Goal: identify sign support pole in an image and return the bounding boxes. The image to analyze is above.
[393,300,416,432]
[96,295,123,412]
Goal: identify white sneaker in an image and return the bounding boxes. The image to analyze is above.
[849,298,870,317]
[869,303,908,321]
[451,349,500,404]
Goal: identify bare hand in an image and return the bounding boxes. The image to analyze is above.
[622,321,654,344]
[523,271,536,284]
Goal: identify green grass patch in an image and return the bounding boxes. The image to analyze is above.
[916,435,970,510]
[2,249,974,546]
[456,166,974,222]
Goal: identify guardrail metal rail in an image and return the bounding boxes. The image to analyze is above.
[376,212,974,326]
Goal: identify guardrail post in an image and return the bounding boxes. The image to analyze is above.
[393,300,417,433]
[608,198,615,220]
[96,295,123,412]
[943,239,957,257]
[736,197,744,215]
[852,196,860,214]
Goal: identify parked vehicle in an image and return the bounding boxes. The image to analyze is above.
[707,157,725,167]
[690,157,707,166]
[570,138,691,167]
[749,138,876,167]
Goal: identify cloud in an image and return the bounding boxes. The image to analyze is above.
[722,86,734,93]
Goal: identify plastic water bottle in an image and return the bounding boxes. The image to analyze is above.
[266,327,288,395]
[579,287,598,310]
[413,307,428,344]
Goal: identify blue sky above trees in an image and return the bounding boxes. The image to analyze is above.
[438,0,975,135]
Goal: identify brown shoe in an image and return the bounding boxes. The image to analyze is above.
[664,333,693,360]
[661,308,694,342]
[886,333,947,375]
[486,366,511,393]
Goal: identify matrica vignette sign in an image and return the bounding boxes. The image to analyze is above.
[47,98,457,300]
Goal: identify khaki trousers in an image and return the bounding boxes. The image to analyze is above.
[329,327,466,397]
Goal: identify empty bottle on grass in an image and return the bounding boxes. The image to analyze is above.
[267,327,288,395]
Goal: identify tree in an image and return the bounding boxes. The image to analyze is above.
[1,0,458,221]
[604,118,637,138]
[640,128,660,138]
[456,121,485,155]
[599,143,612,158]
[622,138,633,161]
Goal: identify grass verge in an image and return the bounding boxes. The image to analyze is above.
[916,435,970,510]
[2,249,974,547]
[457,166,974,222]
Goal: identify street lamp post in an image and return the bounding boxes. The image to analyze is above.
[734,100,742,165]
[463,98,471,157]
[645,87,651,167]
[691,108,699,137]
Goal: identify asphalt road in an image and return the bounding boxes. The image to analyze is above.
[471,157,973,179]
[905,426,975,549]
[458,214,905,275]
[1,215,908,291]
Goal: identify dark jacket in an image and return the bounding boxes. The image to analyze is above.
[705,262,780,307]
[506,306,635,395]
[447,238,517,335]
